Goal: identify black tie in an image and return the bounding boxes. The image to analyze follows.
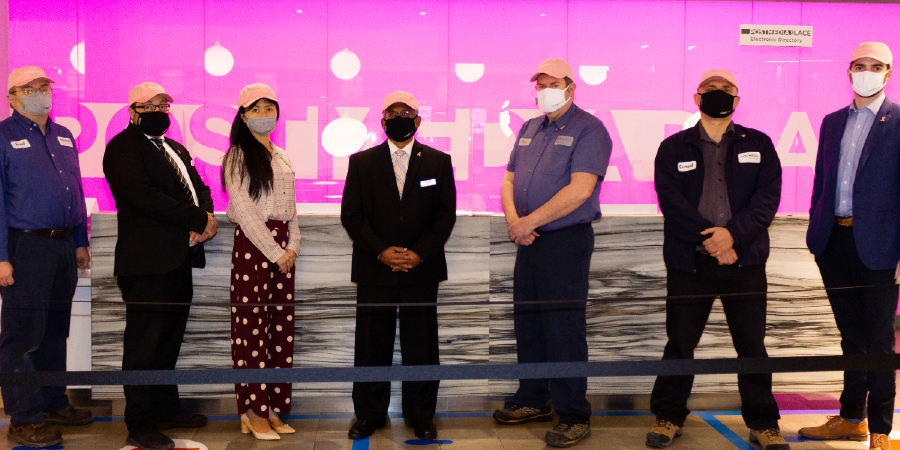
[153,138,197,205]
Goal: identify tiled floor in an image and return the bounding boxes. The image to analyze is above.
[0,411,898,450]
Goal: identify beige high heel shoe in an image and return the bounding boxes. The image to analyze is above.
[241,413,280,440]
[268,410,296,434]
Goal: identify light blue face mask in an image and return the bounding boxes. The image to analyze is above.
[18,92,52,116]
[245,116,277,135]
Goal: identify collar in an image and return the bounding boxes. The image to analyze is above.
[11,109,52,131]
[388,138,415,155]
[542,103,579,131]
[698,121,735,143]
[851,92,886,114]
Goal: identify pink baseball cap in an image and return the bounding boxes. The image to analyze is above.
[128,82,173,105]
[530,58,574,82]
[698,69,738,91]
[851,42,892,65]
[8,66,55,90]
[382,91,418,112]
[238,83,278,109]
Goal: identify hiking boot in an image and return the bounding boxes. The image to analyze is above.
[545,422,591,448]
[646,417,683,448]
[749,428,790,450]
[493,404,553,424]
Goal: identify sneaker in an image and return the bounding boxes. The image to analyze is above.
[871,433,891,450]
[545,422,591,448]
[749,428,790,450]
[646,417,683,448]
[7,423,63,448]
[797,415,867,441]
[43,405,93,426]
[493,404,554,424]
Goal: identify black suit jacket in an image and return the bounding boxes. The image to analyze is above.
[103,123,214,277]
[341,140,456,286]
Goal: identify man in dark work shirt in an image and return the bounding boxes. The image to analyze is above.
[647,70,788,450]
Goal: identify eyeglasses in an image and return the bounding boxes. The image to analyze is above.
[15,86,52,96]
[133,103,171,113]
[383,109,418,120]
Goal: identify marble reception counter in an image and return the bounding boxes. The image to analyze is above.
[90,214,841,399]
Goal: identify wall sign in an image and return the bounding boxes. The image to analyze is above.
[740,24,813,47]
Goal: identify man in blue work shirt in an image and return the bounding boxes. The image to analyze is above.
[802,42,899,450]
[494,58,613,449]
[649,70,786,450]
[0,66,93,448]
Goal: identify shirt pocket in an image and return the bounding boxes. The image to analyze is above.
[535,146,573,177]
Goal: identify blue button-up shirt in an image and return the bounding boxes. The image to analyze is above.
[507,104,613,232]
[835,94,886,217]
[0,111,88,261]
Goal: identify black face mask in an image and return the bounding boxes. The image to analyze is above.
[135,111,171,136]
[698,89,737,119]
[383,116,417,142]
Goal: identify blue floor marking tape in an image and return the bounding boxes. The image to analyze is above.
[405,439,454,445]
[351,437,369,450]
[695,412,755,450]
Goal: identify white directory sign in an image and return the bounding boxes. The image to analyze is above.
[739,24,813,47]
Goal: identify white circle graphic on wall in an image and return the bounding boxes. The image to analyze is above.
[120,438,208,450]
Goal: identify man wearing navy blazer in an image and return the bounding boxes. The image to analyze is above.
[340,91,456,441]
[802,42,898,450]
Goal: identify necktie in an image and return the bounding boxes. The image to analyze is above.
[153,138,197,205]
[393,149,407,199]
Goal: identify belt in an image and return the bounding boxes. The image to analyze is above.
[9,227,77,239]
[834,216,853,227]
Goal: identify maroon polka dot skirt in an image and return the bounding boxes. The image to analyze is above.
[230,220,295,416]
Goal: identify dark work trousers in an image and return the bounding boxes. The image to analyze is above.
[512,223,594,425]
[352,282,440,423]
[0,231,76,426]
[650,254,780,430]
[814,224,898,435]
[118,256,193,433]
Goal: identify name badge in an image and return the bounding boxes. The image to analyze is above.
[57,136,74,147]
[555,136,574,146]
[518,138,532,146]
[678,161,697,172]
[420,178,437,187]
[738,152,761,163]
[10,139,30,149]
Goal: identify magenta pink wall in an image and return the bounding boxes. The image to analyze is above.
[8,1,900,214]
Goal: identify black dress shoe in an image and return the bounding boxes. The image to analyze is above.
[157,410,208,430]
[412,419,438,440]
[348,418,386,439]
[126,429,175,450]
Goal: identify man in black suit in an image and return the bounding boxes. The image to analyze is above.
[103,82,217,450]
[340,91,456,441]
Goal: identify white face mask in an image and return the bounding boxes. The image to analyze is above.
[536,87,570,114]
[851,70,888,98]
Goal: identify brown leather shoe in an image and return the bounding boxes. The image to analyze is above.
[43,405,93,426]
[7,423,63,448]
[871,433,891,449]
[798,415,868,441]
